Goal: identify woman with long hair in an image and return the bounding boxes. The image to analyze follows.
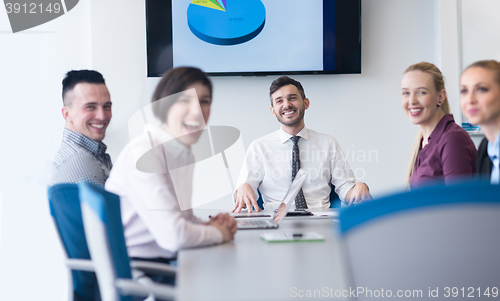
[402,62,476,188]
[460,60,500,183]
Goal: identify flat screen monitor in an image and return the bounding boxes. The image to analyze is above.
[146,0,361,76]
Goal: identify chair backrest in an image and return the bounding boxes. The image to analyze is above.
[47,183,99,301]
[338,181,500,300]
[328,184,340,208]
[78,182,133,301]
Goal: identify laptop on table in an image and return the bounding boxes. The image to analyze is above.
[236,169,308,230]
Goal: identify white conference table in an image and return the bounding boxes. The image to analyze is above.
[176,209,349,301]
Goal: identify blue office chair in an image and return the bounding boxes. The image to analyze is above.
[48,184,175,301]
[328,184,340,208]
[256,189,264,210]
[338,181,500,300]
[48,184,100,301]
[78,182,176,301]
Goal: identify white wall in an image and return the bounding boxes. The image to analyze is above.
[0,1,92,300]
[437,0,461,122]
[461,0,500,68]
[0,0,446,299]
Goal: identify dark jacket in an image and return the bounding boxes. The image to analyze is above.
[477,137,492,180]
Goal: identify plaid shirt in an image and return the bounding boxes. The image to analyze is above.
[50,129,113,186]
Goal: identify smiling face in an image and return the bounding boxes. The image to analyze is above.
[270,84,309,129]
[460,67,500,127]
[401,70,446,127]
[62,83,112,142]
[162,82,212,146]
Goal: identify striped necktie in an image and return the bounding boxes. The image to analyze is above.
[290,136,307,209]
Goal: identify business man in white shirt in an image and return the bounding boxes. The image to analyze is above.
[232,76,371,213]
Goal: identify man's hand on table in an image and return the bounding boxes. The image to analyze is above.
[345,182,371,206]
[231,183,261,213]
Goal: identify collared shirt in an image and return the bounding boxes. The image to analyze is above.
[487,131,500,184]
[105,126,223,259]
[236,127,356,209]
[410,114,477,188]
[50,129,112,186]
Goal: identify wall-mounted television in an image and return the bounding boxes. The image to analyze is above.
[146,0,361,77]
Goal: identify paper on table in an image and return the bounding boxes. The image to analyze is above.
[312,211,339,217]
[260,232,325,243]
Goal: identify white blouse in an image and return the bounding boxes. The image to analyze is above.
[106,126,222,259]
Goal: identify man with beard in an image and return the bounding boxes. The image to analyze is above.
[232,76,371,213]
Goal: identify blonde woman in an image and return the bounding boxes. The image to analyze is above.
[402,62,476,188]
[460,60,500,183]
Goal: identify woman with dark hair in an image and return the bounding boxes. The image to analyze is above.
[460,60,500,183]
[106,67,237,265]
[401,62,476,188]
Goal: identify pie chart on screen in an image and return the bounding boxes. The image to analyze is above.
[187,0,266,46]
